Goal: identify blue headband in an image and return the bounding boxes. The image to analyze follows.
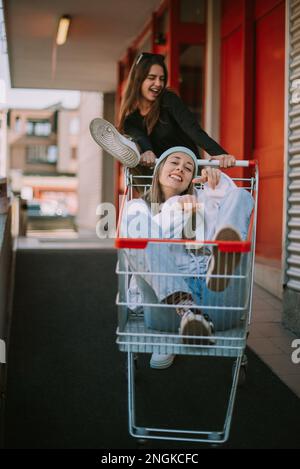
[153,146,198,178]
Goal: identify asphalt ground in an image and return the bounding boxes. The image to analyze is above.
[3,249,300,449]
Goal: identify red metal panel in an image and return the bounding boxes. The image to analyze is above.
[220,27,244,158]
[177,23,206,43]
[169,0,179,91]
[254,7,285,151]
[221,0,285,260]
[253,1,285,259]
[221,0,243,37]
[242,1,254,164]
[156,0,169,17]
[254,0,284,19]
[220,0,253,184]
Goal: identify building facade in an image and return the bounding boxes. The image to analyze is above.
[7,105,79,216]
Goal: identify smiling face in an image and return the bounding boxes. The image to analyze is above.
[158,152,195,200]
[140,64,166,104]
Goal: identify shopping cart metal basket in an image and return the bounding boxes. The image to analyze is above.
[115,159,258,444]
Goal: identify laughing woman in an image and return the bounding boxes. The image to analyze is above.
[90,52,236,179]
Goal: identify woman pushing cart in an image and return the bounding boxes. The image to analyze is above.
[89,52,258,444]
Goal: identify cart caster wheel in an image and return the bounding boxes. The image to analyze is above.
[209,441,221,448]
[135,427,149,446]
[137,438,149,447]
[241,353,248,369]
[207,432,222,447]
[238,366,247,386]
[124,355,139,381]
[232,354,248,387]
[239,354,248,386]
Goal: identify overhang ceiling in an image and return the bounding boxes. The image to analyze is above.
[3,0,161,92]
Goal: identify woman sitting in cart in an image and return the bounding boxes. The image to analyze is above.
[120,146,254,369]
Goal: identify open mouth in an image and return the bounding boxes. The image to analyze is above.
[149,87,161,95]
[169,174,183,182]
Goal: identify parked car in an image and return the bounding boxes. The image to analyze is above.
[27,199,69,217]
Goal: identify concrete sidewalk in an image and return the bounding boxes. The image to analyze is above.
[249,284,300,398]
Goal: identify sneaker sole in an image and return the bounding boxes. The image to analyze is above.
[207,226,241,292]
[150,355,175,369]
[89,118,140,168]
[181,317,212,345]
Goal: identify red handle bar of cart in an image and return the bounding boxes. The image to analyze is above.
[115,237,252,252]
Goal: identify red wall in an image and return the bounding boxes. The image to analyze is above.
[220,0,285,260]
[253,0,285,259]
[220,26,244,159]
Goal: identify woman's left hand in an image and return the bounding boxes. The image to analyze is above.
[140,151,156,167]
[210,154,236,168]
[192,167,221,190]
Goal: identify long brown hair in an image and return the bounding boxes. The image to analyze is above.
[118,54,168,135]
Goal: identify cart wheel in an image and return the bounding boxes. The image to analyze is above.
[232,354,248,387]
[239,354,248,386]
[241,353,248,368]
[137,438,149,447]
[207,432,222,447]
[238,365,247,386]
[124,354,139,381]
[135,428,149,446]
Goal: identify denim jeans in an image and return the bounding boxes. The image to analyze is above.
[125,188,254,331]
[184,254,250,331]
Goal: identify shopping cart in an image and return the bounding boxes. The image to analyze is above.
[115,159,258,444]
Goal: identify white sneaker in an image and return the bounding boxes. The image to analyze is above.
[150,353,175,369]
[89,118,140,168]
[179,311,214,345]
[206,225,242,292]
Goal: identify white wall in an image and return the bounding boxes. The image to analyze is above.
[57,110,79,174]
[76,91,103,232]
[57,111,72,173]
[0,110,7,177]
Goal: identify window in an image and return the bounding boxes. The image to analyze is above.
[47,145,58,163]
[155,10,168,45]
[26,119,52,137]
[179,44,204,124]
[71,147,77,160]
[180,0,205,24]
[69,116,80,135]
[15,116,22,133]
[26,145,58,164]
